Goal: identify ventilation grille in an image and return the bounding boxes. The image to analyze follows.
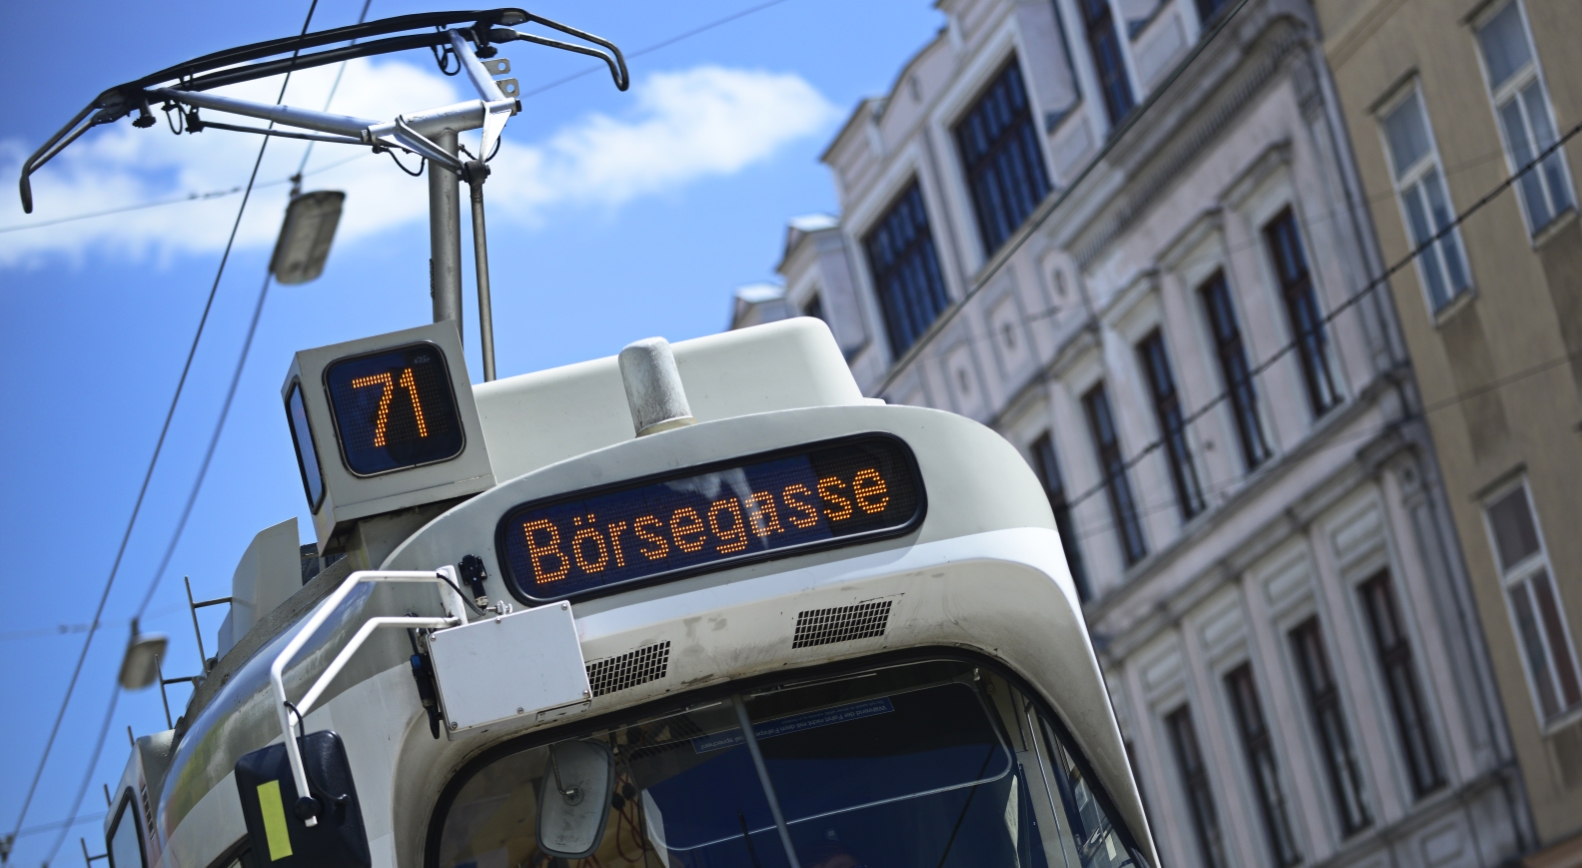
[587,641,671,697]
[140,783,155,840]
[793,600,893,648]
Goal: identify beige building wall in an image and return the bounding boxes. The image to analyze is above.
[1316,0,1582,863]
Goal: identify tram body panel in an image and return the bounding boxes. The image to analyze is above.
[138,349,1157,868]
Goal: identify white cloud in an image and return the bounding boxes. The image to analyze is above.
[0,60,837,268]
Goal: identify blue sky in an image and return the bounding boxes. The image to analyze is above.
[0,1,943,861]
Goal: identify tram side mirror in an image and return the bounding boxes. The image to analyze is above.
[537,740,614,859]
[234,731,371,868]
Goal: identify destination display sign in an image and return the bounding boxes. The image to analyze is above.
[323,342,465,476]
[497,435,924,602]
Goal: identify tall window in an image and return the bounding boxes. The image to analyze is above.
[1164,705,1228,868]
[1486,482,1581,721]
[1358,572,1445,798]
[1290,618,1372,836]
[1138,331,1205,521]
[954,57,1052,255]
[1077,0,1135,126]
[1200,272,1271,470]
[863,181,951,357]
[1264,209,1341,417]
[1382,90,1473,313]
[1083,384,1147,566]
[1195,0,1230,25]
[1477,2,1575,235]
[1225,664,1301,867]
[1033,432,1092,601]
[801,292,825,322]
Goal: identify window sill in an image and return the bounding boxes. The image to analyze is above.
[1541,704,1582,738]
[1532,206,1578,250]
[1431,286,1478,329]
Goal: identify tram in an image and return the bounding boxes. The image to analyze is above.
[22,10,1157,868]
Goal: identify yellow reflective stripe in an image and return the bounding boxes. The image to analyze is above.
[256,780,294,861]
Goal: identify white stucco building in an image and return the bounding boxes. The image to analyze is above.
[737,0,1533,865]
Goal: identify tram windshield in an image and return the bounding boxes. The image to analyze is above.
[432,660,1141,868]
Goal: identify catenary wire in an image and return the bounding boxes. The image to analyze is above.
[0,153,368,234]
[516,0,797,99]
[14,5,321,866]
[1,0,800,236]
[1048,116,1582,515]
[294,0,375,180]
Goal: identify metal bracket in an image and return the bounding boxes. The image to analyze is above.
[268,568,468,827]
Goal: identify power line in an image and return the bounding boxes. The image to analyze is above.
[518,0,796,98]
[9,5,322,866]
[0,153,367,235]
[2,0,799,237]
[10,813,106,842]
[1052,116,1582,516]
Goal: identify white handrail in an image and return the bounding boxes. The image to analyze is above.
[268,567,468,826]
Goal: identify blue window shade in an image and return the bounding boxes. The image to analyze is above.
[1077,0,1135,126]
[863,181,951,357]
[953,57,1052,255]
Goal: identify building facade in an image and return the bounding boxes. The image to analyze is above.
[1315,0,1582,864]
[737,0,1533,864]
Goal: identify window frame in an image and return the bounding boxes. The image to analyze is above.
[1288,616,1373,837]
[1376,85,1475,317]
[1482,479,1582,726]
[951,54,1054,258]
[1197,270,1272,473]
[106,788,146,868]
[1163,704,1229,868]
[860,178,953,360]
[1136,330,1206,522]
[1223,663,1302,868]
[1074,0,1136,128]
[1262,207,1342,419]
[1082,382,1148,567]
[1031,431,1092,602]
[1356,571,1446,799]
[1473,0,1576,238]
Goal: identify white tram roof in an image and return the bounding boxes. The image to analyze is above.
[475,317,870,482]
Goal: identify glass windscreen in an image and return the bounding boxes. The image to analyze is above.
[433,659,1141,868]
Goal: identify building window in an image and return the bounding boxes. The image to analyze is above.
[1264,208,1341,418]
[954,57,1052,256]
[863,181,951,357]
[1358,572,1445,798]
[1290,617,1372,836]
[1083,384,1147,566]
[1225,664,1302,867]
[1477,2,1575,234]
[1165,705,1229,868]
[1195,0,1230,25]
[801,292,825,322]
[1199,272,1271,471]
[1486,482,1582,721]
[1382,90,1473,313]
[1138,330,1205,521]
[1033,432,1091,601]
[1076,0,1135,126]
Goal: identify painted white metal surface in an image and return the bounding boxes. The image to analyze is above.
[428,600,591,735]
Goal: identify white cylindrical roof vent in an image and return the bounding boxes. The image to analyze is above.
[618,337,695,437]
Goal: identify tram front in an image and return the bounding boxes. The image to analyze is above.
[361,318,1157,868]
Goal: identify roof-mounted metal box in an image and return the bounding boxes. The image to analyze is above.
[282,323,495,550]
